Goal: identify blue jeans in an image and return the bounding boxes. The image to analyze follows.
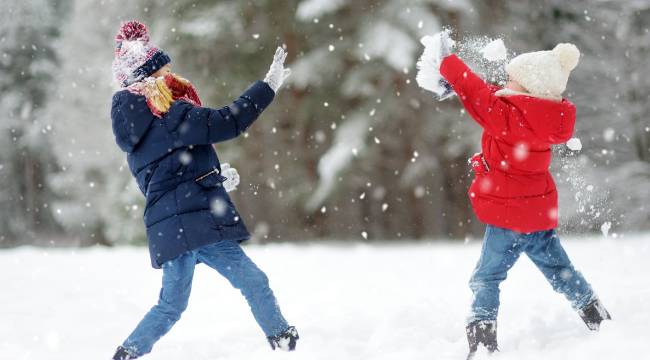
[122,240,289,356]
[469,226,594,323]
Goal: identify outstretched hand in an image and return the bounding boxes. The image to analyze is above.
[264,47,292,93]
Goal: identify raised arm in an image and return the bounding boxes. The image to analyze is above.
[163,80,275,146]
[440,54,521,136]
[163,46,291,146]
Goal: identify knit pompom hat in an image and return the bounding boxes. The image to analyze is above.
[112,20,171,87]
[504,43,580,100]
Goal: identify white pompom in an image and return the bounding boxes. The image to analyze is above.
[553,43,580,72]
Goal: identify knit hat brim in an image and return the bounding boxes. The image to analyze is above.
[130,50,171,86]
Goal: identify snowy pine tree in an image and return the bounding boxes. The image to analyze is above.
[46,0,147,246]
[0,1,65,244]
[1,0,647,245]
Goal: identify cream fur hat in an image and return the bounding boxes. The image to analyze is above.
[504,43,580,100]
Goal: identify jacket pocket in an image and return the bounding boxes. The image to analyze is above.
[195,173,241,227]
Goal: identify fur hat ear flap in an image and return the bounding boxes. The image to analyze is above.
[552,43,580,72]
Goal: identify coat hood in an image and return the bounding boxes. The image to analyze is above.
[111,90,156,153]
[500,94,576,144]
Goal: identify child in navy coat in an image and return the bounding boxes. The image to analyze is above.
[109,21,297,359]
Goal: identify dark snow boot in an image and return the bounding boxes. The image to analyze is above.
[112,346,137,360]
[267,326,299,351]
[466,320,498,360]
[578,299,611,331]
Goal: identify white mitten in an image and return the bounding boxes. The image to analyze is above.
[415,29,457,101]
[220,163,240,192]
[264,47,292,92]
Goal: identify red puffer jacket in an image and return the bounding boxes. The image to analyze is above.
[440,55,575,233]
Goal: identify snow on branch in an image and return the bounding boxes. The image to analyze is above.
[305,115,369,212]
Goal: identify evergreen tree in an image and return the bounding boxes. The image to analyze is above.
[0,0,66,244]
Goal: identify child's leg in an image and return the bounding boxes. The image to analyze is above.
[468,226,525,323]
[197,240,290,337]
[524,230,594,310]
[121,251,197,357]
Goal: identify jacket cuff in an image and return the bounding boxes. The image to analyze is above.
[439,54,469,85]
[241,80,276,114]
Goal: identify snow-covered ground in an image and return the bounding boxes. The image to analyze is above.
[2,234,648,360]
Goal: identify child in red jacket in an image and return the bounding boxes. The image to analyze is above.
[434,37,611,358]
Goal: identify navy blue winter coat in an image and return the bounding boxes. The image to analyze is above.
[111,80,275,268]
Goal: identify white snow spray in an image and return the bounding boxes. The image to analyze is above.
[416,30,512,97]
[455,34,511,86]
[480,39,507,62]
[555,145,613,235]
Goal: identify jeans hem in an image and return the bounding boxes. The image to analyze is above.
[120,344,142,358]
[267,323,292,338]
[467,313,497,325]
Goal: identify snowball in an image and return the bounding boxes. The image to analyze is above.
[566,138,582,151]
[480,39,507,62]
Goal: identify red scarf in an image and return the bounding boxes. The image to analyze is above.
[126,73,202,118]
